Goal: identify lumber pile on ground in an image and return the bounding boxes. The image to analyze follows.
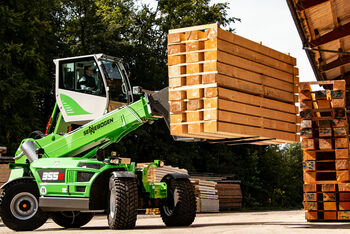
[190,173,242,211]
[216,182,242,210]
[191,179,219,212]
[136,163,188,183]
[300,80,350,221]
[168,23,299,144]
[0,147,6,156]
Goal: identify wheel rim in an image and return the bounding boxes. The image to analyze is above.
[163,187,179,216]
[10,192,38,220]
[109,180,116,220]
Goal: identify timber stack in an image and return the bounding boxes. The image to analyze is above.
[216,182,242,210]
[300,80,350,221]
[168,23,299,144]
[191,179,219,212]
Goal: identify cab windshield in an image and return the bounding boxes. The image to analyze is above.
[99,59,129,103]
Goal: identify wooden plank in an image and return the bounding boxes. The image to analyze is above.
[203,109,297,132]
[336,149,349,159]
[302,139,315,150]
[335,138,348,149]
[204,121,298,142]
[319,138,332,150]
[324,211,337,220]
[213,99,297,123]
[339,202,350,210]
[187,88,204,99]
[322,184,336,192]
[304,202,317,210]
[208,27,296,65]
[205,38,296,74]
[169,77,186,88]
[303,151,316,160]
[324,202,337,210]
[339,193,350,201]
[186,75,201,85]
[323,193,336,202]
[169,23,217,34]
[205,50,295,84]
[203,61,294,85]
[203,74,295,104]
[338,183,350,192]
[337,171,350,182]
[305,211,318,220]
[338,211,350,220]
[304,193,317,201]
[336,160,349,170]
[304,184,317,192]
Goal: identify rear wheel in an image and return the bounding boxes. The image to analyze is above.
[51,211,94,228]
[160,178,196,226]
[0,180,48,231]
[107,175,138,229]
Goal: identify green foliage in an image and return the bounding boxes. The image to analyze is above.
[0,0,303,209]
[0,0,61,153]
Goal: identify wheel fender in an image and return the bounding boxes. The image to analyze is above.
[0,177,35,190]
[111,171,136,178]
[161,173,189,183]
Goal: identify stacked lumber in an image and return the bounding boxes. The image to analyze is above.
[300,80,350,221]
[0,146,6,156]
[191,179,219,212]
[136,163,188,183]
[168,23,300,144]
[216,182,242,210]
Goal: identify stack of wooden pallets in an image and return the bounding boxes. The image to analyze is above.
[300,80,350,221]
[168,23,299,144]
[191,179,219,212]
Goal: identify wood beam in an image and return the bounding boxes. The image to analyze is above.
[310,22,350,47]
[296,0,329,11]
[321,55,350,71]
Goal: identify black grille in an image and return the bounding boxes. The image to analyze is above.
[77,172,94,182]
[76,186,86,192]
[78,163,104,169]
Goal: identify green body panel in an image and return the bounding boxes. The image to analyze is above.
[8,96,168,206]
[60,94,91,116]
[29,157,125,197]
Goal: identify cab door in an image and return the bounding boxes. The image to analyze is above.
[55,56,108,124]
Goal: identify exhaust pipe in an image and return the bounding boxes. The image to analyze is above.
[21,141,39,162]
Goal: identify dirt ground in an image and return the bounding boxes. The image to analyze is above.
[1,210,350,233]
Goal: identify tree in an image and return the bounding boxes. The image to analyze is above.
[0,0,63,153]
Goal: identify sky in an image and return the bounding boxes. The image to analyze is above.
[142,0,317,82]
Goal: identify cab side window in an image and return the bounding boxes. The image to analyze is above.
[59,59,106,97]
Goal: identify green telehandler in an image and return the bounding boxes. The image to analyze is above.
[0,54,196,231]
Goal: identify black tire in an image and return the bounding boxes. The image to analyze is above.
[51,211,94,228]
[160,178,196,226]
[107,175,138,229]
[0,180,48,231]
[28,130,45,139]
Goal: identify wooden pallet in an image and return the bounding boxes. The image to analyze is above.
[300,80,350,221]
[168,23,299,144]
[304,183,350,221]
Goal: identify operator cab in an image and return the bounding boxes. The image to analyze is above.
[54,54,133,124]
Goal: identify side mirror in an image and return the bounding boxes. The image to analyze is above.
[132,86,143,95]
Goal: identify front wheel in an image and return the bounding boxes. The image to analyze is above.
[51,211,94,228]
[107,175,138,229]
[160,178,196,226]
[0,180,48,231]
